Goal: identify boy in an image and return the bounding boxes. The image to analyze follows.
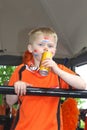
[6,27,86,130]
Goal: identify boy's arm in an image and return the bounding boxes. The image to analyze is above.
[54,63,86,90]
[6,65,22,106]
[42,59,86,89]
[6,95,18,107]
[56,67,86,89]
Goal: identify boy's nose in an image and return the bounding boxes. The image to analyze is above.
[44,46,48,51]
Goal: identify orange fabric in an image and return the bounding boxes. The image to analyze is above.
[22,50,34,66]
[62,98,79,130]
[8,64,75,130]
[0,105,6,130]
[85,117,87,130]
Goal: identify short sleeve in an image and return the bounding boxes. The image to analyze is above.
[8,64,24,86]
[58,64,76,89]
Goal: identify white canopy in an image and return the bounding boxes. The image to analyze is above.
[0,0,87,58]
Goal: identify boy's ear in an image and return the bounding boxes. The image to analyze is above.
[28,44,33,53]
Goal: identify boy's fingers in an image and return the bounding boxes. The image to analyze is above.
[26,83,33,87]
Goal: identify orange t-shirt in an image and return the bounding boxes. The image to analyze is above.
[85,116,87,130]
[9,64,75,130]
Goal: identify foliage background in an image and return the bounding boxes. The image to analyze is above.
[0,66,16,104]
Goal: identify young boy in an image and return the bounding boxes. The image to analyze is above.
[6,27,86,130]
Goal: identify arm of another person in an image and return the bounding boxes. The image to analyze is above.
[6,95,18,107]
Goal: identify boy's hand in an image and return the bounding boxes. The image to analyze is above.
[41,58,58,74]
[14,81,32,95]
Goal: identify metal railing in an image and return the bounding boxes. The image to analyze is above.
[0,86,87,98]
[0,86,87,128]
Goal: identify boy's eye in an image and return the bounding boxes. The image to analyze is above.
[38,43,44,46]
[48,45,54,48]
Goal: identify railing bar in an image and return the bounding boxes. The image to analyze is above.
[0,86,87,98]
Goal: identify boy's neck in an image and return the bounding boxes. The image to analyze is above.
[33,59,40,68]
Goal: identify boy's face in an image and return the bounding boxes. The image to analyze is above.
[28,34,57,62]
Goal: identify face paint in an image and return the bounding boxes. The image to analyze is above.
[41,39,50,43]
[40,36,54,44]
[39,36,50,43]
[33,49,39,57]
[34,49,38,52]
[44,36,49,39]
[41,39,54,45]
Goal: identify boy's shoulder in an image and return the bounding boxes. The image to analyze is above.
[58,64,75,74]
[15,63,25,71]
[58,64,65,69]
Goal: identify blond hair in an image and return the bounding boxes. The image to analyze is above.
[28,27,58,44]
